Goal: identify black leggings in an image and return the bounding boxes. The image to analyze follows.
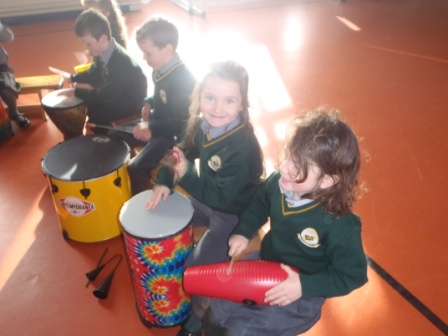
[0,87,19,118]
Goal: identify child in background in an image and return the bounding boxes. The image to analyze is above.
[124,16,196,195]
[49,10,147,132]
[81,0,128,49]
[0,21,30,129]
[204,109,368,336]
[146,60,264,336]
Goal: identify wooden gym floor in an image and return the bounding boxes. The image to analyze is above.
[1,0,447,335]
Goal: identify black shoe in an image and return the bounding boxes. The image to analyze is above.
[12,113,31,129]
[177,326,202,336]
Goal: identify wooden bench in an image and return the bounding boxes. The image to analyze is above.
[16,75,64,120]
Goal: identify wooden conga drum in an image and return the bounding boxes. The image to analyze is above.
[120,190,194,328]
[41,88,86,140]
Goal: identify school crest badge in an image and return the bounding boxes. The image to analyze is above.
[160,90,167,104]
[298,228,320,248]
[208,155,222,171]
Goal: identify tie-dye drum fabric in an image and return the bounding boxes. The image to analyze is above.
[120,190,193,328]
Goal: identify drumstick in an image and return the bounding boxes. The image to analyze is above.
[226,256,235,276]
[160,149,179,185]
[86,122,134,134]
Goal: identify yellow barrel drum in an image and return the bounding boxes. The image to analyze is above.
[42,135,131,242]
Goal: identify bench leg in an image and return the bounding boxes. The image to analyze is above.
[39,90,49,120]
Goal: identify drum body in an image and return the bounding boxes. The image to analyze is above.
[120,190,194,328]
[42,135,131,242]
[41,88,86,141]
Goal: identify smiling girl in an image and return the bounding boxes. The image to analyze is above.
[146,60,264,336]
[205,109,368,336]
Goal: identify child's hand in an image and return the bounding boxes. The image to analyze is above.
[171,147,187,180]
[141,102,151,121]
[145,185,170,210]
[73,82,93,90]
[133,121,151,142]
[54,89,75,98]
[48,67,71,81]
[228,235,249,257]
[264,264,302,306]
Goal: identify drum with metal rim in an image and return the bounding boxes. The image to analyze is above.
[120,190,194,328]
[42,135,131,242]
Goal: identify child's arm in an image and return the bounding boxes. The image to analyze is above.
[133,121,151,142]
[73,82,93,90]
[132,102,152,142]
[228,234,249,257]
[48,67,71,81]
[141,101,151,121]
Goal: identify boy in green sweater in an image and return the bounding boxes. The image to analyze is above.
[125,16,196,195]
[50,10,147,133]
[204,109,368,336]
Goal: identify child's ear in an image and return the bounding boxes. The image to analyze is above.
[164,43,174,54]
[320,174,339,189]
[99,34,109,44]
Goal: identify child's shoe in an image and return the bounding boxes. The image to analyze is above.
[12,113,31,129]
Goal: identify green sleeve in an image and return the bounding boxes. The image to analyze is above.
[232,175,276,238]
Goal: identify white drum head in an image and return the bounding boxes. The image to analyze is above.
[41,88,83,108]
[120,190,193,239]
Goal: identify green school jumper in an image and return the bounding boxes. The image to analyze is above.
[157,121,263,215]
[233,171,368,298]
[72,42,147,124]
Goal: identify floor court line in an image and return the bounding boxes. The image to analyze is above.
[366,255,448,335]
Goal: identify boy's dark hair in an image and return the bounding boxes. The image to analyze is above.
[135,16,179,50]
[74,9,111,41]
[288,109,362,214]
[81,0,128,48]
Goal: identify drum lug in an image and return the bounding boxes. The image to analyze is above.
[62,229,69,241]
[51,183,59,194]
[80,188,91,199]
[114,177,122,187]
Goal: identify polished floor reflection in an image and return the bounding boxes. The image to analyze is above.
[1,0,447,335]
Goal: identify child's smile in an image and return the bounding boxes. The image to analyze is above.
[201,74,243,129]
